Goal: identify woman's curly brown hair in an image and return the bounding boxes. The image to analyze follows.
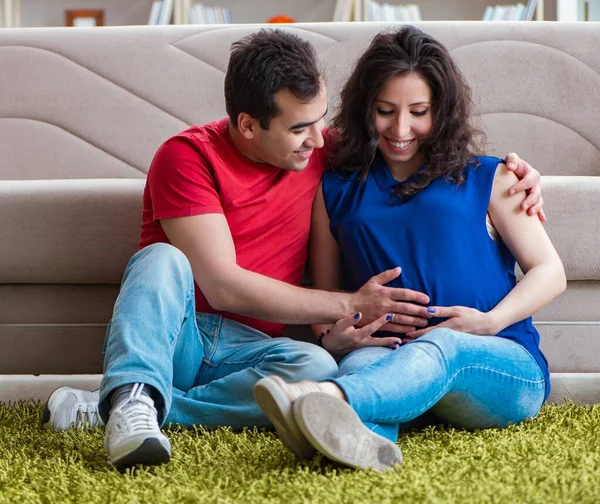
[327,26,484,198]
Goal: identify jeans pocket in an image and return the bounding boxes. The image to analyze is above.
[195,313,223,365]
[197,316,275,384]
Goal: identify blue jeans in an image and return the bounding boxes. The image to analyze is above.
[99,243,338,428]
[334,328,546,442]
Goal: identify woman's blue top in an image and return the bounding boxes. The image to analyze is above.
[322,154,550,400]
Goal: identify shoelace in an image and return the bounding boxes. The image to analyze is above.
[113,383,158,432]
[74,404,101,428]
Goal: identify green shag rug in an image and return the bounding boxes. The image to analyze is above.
[1,402,599,504]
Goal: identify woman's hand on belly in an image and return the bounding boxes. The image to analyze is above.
[403,306,500,340]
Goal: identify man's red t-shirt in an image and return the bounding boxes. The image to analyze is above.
[139,118,326,336]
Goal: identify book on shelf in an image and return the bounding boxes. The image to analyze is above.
[483,0,538,21]
[333,0,422,22]
[148,0,174,25]
[148,0,162,24]
[522,0,539,21]
[149,0,232,25]
[188,3,232,24]
[159,0,175,24]
[333,0,354,22]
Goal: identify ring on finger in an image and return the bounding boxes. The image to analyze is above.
[391,314,395,324]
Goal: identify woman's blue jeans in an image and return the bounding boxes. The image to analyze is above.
[99,243,338,428]
[333,329,546,442]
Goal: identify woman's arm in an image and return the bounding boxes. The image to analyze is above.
[405,163,565,338]
[309,182,344,299]
[309,182,405,353]
[484,163,566,331]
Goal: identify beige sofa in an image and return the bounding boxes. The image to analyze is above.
[1,22,599,402]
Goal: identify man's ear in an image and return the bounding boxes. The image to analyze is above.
[237,113,258,140]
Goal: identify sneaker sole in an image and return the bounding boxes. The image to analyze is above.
[293,392,402,472]
[253,377,316,460]
[40,405,52,428]
[109,438,171,469]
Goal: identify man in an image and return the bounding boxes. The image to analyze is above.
[42,29,545,468]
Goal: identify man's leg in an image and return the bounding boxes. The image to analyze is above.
[99,243,205,468]
[167,316,339,459]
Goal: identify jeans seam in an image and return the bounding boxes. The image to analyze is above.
[221,358,261,366]
[447,364,546,386]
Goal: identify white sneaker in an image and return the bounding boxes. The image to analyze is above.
[41,387,104,430]
[105,383,171,468]
[253,375,323,460]
[293,392,403,472]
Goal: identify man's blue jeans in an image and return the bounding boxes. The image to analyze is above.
[333,329,546,442]
[99,243,338,428]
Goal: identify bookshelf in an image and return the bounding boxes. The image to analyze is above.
[1,0,21,27]
[558,0,600,21]
[1,0,558,28]
[483,0,544,20]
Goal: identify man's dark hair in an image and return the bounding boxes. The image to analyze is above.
[225,29,322,129]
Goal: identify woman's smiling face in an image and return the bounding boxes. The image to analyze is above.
[373,72,433,180]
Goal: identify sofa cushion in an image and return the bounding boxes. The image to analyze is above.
[537,176,600,281]
[0,179,143,283]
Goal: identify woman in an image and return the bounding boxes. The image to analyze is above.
[254,26,566,472]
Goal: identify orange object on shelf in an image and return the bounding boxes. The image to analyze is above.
[267,15,296,23]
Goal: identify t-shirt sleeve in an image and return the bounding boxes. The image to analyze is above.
[147,136,224,220]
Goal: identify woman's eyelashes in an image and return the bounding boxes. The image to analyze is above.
[375,108,429,117]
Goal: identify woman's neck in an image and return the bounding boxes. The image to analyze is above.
[382,152,425,182]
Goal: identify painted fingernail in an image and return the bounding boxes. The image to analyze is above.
[354,313,360,319]
[386,314,392,321]
[427,307,436,313]
[394,341,401,348]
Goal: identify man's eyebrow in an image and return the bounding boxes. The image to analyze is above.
[289,108,328,130]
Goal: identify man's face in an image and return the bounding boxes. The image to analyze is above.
[253,81,328,172]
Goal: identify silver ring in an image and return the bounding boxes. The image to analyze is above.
[391,314,395,324]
